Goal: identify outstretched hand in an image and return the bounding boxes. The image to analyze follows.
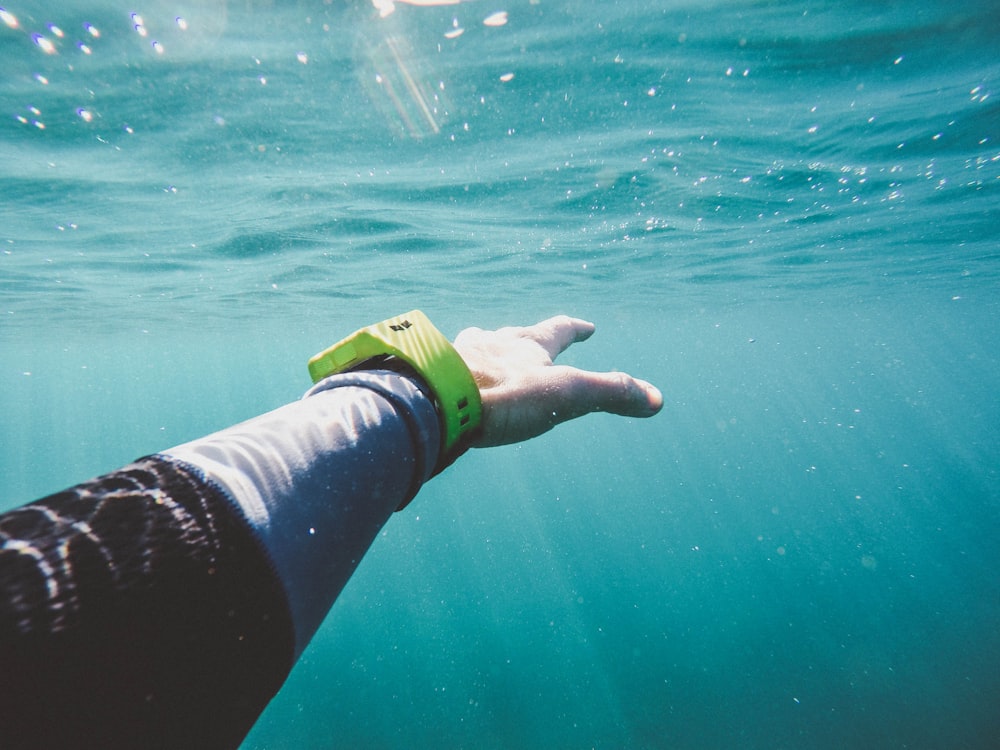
[452,315,663,448]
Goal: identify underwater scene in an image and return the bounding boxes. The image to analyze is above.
[2,0,999,748]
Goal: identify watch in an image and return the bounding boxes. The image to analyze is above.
[307,310,483,472]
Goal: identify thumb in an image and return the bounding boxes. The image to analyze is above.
[553,367,663,421]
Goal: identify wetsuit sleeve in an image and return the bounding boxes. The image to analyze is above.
[163,369,442,655]
[0,370,441,750]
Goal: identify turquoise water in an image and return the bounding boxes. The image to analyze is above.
[2,0,999,747]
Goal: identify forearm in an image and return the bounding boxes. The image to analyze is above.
[0,370,440,748]
[163,369,441,654]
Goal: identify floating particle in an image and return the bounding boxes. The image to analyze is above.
[1,8,19,28]
[483,11,508,27]
[32,34,57,54]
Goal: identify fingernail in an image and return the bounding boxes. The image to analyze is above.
[644,383,664,414]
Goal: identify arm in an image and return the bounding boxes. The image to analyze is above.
[0,315,660,749]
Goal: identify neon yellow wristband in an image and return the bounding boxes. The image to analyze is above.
[307,310,482,471]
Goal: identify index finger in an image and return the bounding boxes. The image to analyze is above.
[516,315,596,360]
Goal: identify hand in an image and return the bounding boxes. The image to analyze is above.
[453,315,663,448]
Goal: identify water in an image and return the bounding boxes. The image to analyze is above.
[2,1,999,747]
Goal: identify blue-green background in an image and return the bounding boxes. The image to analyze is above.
[2,1,999,748]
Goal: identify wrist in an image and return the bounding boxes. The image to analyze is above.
[307,310,483,476]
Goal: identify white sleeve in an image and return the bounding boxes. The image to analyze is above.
[163,370,441,656]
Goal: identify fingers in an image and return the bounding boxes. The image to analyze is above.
[516,315,595,360]
[454,314,662,449]
[560,368,663,419]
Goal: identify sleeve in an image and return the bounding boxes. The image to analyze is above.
[0,370,441,750]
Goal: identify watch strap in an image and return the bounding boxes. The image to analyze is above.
[307,310,483,475]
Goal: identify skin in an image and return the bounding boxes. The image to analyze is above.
[453,315,664,448]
